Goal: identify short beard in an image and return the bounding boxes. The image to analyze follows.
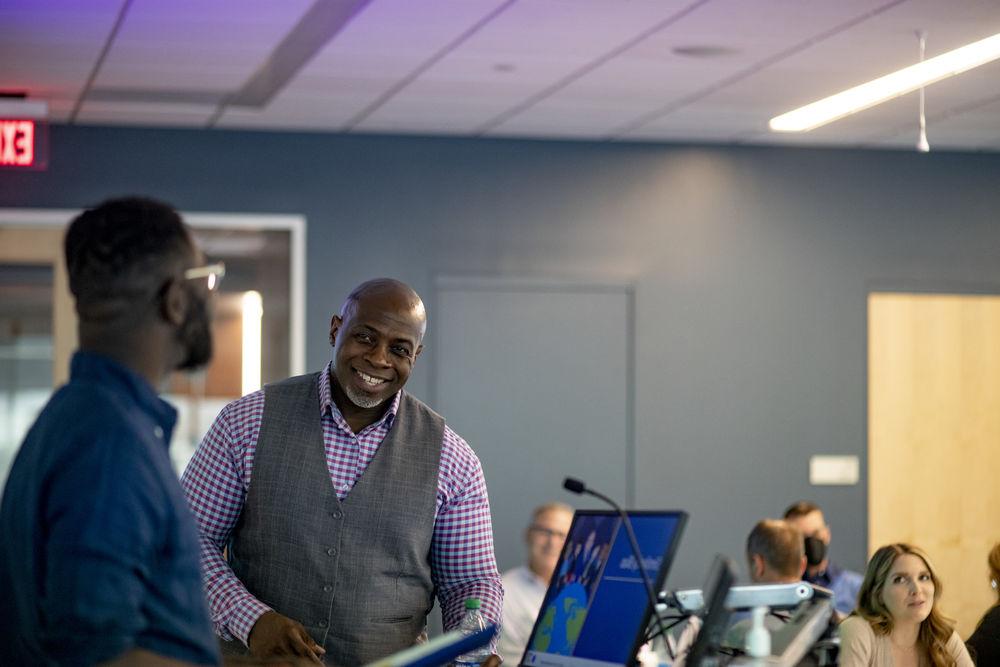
[341,382,384,409]
[176,293,213,372]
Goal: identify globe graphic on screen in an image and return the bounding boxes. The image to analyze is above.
[532,582,589,655]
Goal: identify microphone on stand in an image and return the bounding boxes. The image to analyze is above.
[563,477,673,661]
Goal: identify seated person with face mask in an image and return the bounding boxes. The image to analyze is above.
[784,501,863,616]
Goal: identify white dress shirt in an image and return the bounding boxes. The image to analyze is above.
[498,565,548,662]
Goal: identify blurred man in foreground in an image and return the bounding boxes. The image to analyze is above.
[0,197,222,665]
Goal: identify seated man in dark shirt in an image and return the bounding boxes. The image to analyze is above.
[0,197,223,666]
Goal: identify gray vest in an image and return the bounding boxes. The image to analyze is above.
[224,372,444,666]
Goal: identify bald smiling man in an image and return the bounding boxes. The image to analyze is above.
[182,279,503,666]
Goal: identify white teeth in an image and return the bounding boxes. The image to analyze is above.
[358,370,387,386]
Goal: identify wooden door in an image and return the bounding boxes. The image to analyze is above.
[869,292,1000,637]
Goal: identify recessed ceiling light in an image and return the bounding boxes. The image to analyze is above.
[770,31,1000,132]
[672,45,739,58]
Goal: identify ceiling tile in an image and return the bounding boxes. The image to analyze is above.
[0,1,121,102]
[93,0,314,93]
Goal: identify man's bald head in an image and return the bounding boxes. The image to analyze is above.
[339,278,427,340]
[746,519,806,584]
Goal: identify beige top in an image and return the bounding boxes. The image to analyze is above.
[838,616,974,667]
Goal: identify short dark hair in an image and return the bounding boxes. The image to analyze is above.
[746,519,804,579]
[64,197,192,321]
[783,501,821,520]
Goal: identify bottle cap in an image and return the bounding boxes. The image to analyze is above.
[464,598,482,609]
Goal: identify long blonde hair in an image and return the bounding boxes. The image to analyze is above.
[854,544,956,667]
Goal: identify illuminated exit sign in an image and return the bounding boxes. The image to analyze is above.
[1,119,47,169]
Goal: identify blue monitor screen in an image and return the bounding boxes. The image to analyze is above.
[520,510,687,667]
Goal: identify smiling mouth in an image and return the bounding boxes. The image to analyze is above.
[355,368,389,388]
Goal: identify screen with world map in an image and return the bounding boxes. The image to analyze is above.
[519,510,687,667]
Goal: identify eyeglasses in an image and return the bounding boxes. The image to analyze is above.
[183,262,226,291]
[528,526,568,540]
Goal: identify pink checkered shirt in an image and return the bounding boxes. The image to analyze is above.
[180,363,502,647]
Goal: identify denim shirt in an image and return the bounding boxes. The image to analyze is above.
[804,561,863,615]
[0,351,219,666]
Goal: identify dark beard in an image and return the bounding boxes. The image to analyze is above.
[176,291,213,371]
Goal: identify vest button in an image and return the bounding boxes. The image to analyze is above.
[332,510,343,519]
[326,547,337,556]
[319,620,328,628]
[323,584,333,592]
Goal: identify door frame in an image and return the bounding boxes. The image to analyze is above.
[0,207,308,383]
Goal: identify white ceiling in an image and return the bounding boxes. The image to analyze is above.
[3,0,1000,151]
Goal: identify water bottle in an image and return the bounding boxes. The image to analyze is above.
[454,598,491,667]
[745,605,772,658]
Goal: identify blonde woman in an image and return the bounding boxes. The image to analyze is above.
[839,544,972,667]
[966,541,1000,664]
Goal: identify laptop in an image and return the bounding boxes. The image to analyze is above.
[519,509,688,667]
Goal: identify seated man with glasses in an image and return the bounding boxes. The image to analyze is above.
[497,502,574,662]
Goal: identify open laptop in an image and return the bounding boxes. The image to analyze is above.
[519,509,688,667]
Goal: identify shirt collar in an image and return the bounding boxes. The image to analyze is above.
[70,350,178,443]
[318,361,400,429]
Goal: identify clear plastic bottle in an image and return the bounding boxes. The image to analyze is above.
[745,605,772,658]
[453,598,491,667]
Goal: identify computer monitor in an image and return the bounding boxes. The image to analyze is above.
[519,509,687,667]
[681,555,737,667]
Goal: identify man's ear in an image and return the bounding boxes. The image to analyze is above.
[329,314,342,347]
[414,343,424,360]
[160,279,187,327]
[750,554,765,581]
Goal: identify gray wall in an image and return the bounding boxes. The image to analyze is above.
[4,125,1000,589]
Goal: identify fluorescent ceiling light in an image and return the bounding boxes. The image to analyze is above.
[770,32,1000,132]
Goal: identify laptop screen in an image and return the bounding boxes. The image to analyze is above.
[520,510,687,667]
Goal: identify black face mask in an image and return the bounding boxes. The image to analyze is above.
[804,535,827,567]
